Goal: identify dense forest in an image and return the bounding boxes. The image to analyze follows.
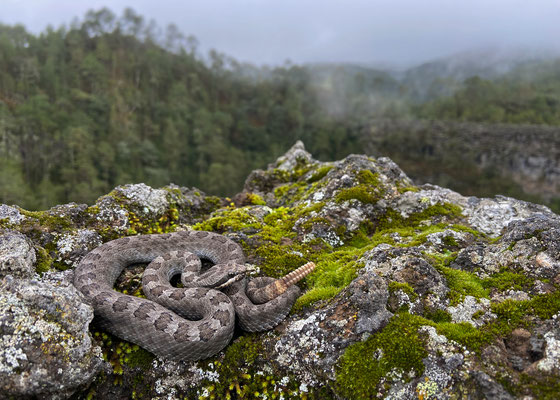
[416,62,560,124]
[0,8,559,210]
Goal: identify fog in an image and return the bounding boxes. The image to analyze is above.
[2,0,560,67]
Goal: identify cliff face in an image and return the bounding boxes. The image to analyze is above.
[363,119,560,207]
[1,142,560,399]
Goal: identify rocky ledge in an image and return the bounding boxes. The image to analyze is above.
[1,141,560,399]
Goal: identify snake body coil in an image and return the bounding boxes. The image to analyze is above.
[73,230,314,361]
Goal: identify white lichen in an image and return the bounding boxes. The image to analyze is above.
[447,296,495,327]
[536,331,560,373]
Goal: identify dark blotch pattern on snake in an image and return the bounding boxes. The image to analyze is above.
[73,231,315,361]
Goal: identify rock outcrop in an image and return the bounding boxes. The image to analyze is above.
[1,142,559,399]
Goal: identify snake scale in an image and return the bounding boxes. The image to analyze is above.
[73,230,315,361]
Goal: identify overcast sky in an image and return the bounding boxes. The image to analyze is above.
[1,0,559,67]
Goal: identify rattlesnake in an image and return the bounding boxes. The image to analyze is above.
[73,230,314,361]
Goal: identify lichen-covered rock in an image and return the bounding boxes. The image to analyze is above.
[454,213,560,283]
[2,141,560,399]
[268,269,392,387]
[273,140,317,172]
[0,230,36,278]
[0,205,25,225]
[464,195,557,237]
[113,183,170,217]
[54,229,103,269]
[0,273,103,399]
[89,183,222,238]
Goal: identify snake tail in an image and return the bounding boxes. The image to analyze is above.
[250,261,316,303]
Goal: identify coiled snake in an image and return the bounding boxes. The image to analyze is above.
[73,230,314,361]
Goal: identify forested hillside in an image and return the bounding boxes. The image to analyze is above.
[416,60,560,124]
[0,8,368,209]
[0,8,559,210]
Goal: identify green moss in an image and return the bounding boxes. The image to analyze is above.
[92,329,154,386]
[472,310,485,320]
[163,186,183,197]
[294,242,369,310]
[273,181,307,203]
[426,251,489,305]
[435,322,490,351]
[360,203,469,250]
[197,335,313,400]
[442,235,459,247]
[450,224,485,238]
[194,207,261,233]
[126,346,155,369]
[404,225,454,247]
[246,193,267,206]
[482,270,534,292]
[298,216,332,233]
[378,203,463,231]
[520,374,560,400]
[489,299,527,337]
[345,229,371,248]
[335,313,428,399]
[256,244,308,278]
[204,195,222,209]
[53,261,72,271]
[335,186,380,204]
[35,241,69,272]
[85,205,100,215]
[476,290,560,353]
[34,246,53,274]
[397,185,421,193]
[356,169,380,186]
[424,309,452,323]
[260,206,298,242]
[307,165,333,183]
[293,286,342,311]
[334,170,383,204]
[441,266,488,305]
[388,281,419,302]
[126,205,179,236]
[17,208,72,231]
[525,290,560,320]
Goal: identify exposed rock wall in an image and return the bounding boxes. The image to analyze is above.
[1,142,560,399]
[363,119,560,203]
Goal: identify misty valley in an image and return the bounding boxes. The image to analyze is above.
[0,8,558,212]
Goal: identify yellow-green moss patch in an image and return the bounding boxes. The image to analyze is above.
[246,193,267,205]
[126,205,179,236]
[335,170,383,204]
[193,207,261,233]
[197,335,314,399]
[426,251,489,305]
[34,246,53,274]
[307,165,333,183]
[335,313,428,399]
[18,208,72,231]
[482,269,535,292]
[388,281,419,302]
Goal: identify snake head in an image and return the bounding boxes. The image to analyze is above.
[186,262,248,289]
[214,263,248,289]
